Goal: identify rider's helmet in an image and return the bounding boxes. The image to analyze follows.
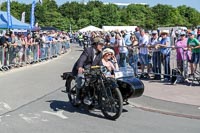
[92,37,105,46]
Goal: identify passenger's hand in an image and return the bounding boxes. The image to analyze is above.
[78,67,84,74]
[112,55,117,62]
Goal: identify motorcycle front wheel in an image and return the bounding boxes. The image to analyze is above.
[101,87,123,120]
[68,78,79,107]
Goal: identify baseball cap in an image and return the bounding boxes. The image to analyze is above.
[189,31,195,35]
[180,31,186,36]
[152,30,157,34]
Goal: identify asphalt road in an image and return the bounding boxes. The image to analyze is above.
[0,45,199,133]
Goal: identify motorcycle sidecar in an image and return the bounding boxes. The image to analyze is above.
[115,67,144,101]
[116,76,144,101]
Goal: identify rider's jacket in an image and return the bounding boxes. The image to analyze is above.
[72,47,103,76]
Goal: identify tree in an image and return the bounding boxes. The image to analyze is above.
[100,4,121,26]
[152,4,185,27]
[1,1,27,20]
[177,5,200,27]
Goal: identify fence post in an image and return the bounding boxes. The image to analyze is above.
[0,46,3,71]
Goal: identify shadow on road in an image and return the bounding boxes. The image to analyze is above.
[46,100,109,120]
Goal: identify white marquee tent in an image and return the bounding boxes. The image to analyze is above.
[102,26,137,32]
[79,25,103,32]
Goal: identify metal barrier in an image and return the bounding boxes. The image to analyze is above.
[0,41,70,72]
[115,45,200,85]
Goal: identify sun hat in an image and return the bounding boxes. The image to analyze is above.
[152,30,157,34]
[102,48,115,56]
[161,30,169,35]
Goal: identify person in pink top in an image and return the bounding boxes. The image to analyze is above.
[175,31,191,77]
[102,48,119,77]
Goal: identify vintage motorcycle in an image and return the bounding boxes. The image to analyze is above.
[61,66,144,120]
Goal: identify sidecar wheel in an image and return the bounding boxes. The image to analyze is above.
[101,87,123,120]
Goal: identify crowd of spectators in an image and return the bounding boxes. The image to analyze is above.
[0,30,71,71]
[70,27,200,84]
[1,27,200,84]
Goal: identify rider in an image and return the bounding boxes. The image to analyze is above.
[72,37,105,104]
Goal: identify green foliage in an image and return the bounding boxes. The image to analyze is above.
[0,1,200,31]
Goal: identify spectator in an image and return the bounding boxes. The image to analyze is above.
[187,31,200,75]
[175,31,191,77]
[128,33,139,77]
[110,32,116,47]
[134,27,141,41]
[16,34,25,66]
[0,32,10,48]
[104,33,111,48]
[113,33,120,65]
[156,30,171,82]
[78,32,84,47]
[117,32,128,68]
[124,31,132,46]
[197,28,200,41]
[138,29,150,78]
[0,32,10,66]
[149,30,161,80]
[25,33,33,63]
[9,32,18,64]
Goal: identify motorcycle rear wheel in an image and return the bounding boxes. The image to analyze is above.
[101,87,123,120]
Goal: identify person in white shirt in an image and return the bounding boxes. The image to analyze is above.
[138,29,150,77]
[116,32,128,68]
[148,30,161,80]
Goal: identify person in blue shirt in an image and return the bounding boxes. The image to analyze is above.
[156,30,171,82]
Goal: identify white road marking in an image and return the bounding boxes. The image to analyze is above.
[19,114,34,123]
[128,104,136,108]
[0,115,11,124]
[198,107,200,110]
[42,110,68,119]
[19,113,41,123]
[41,119,48,122]
[0,102,12,111]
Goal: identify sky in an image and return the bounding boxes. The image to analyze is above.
[8,0,200,12]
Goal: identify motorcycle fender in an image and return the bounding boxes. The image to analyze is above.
[62,72,75,89]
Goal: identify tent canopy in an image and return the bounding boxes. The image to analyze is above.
[79,25,102,32]
[41,26,58,31]
[102,26,137,32]
[0,11,30,29]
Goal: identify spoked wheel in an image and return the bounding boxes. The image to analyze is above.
[68,78,79,107]
[101,87,123,120]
